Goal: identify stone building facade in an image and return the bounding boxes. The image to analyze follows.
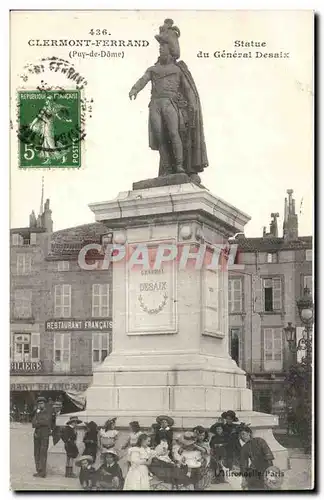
[11,189,312,423]
[10,201,113,411]
[228,190,312,425]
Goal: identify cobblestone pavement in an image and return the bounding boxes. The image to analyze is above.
[10,424,314,491]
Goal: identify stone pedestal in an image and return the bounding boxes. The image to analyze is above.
[55,180,288,470]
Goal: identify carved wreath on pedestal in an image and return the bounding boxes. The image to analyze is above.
[138,293,168,314]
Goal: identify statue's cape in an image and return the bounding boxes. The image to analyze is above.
[177,60,209,173]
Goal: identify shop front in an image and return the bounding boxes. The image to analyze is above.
[10,374,92,418]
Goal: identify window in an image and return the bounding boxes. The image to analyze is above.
[11,333,40,362]
[303,275,312,293]
[16,254,32,275]
[228,279,242,313]
[229,328,240,366]
[305,249,312,261]
[30,233,37,245]
[12,234,23,246]
[264,328,283,371]
[57,261,70,272]
[92,332,110,368]
[263,277,282,312]
[54,285,71,317]
[267,253,278,264]
[53,333,70,372]
[13,289,32,318]
[92,284,109,317]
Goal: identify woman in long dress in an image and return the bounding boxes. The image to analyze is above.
[29,96,72,164]
[123,434,153,491]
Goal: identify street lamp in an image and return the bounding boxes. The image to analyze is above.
[283,287,313,454]
[283,287,313,355]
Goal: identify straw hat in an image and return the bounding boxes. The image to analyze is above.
[65,416,82,425]
[75,455,94,467]
[156,415,174,427]
[179,431,196,447]
[101,449,119,459]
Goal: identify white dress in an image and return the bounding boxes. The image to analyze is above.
[123,446,151,491]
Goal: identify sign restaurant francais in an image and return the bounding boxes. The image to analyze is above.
[45,318,112,331]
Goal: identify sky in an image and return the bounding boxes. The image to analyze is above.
[10,10,313,237]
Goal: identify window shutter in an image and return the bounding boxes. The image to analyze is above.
[264,328,273,360]
[272,278,282,310]
[31,333,40,360]
[253,276,263,312]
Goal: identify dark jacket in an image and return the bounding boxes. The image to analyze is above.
[79,465,96,490]
[240,437,274,475]
[83,429,98,461]
[210,433,227,461]
[155,428,173,454]
[61,425,79,458]
[222,423,241,467]
[96,462,124,490]
[32,409,52,438]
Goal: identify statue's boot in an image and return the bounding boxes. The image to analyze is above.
[175,164,186,174]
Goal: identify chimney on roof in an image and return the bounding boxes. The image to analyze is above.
[29,210,37,228]
[283,189,298,240]
[270,213,279,237]
[42,198,53,233]
[262,213,279,238]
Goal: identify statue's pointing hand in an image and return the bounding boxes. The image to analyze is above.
[129,89,137,100]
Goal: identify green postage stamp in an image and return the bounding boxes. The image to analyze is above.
[18,89,82,168]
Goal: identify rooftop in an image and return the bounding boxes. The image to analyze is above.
[235,235,312,252]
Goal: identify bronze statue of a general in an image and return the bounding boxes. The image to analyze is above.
[129,19,208,183]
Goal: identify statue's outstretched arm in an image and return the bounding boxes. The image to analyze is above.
[129,69,152,100]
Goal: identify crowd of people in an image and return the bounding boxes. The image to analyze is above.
[30,396,280,491]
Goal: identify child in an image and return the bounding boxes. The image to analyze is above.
[154,433,174,464]
[61,416,82,478]
[209,422,227,483]
[96,449,124,490]
[83,421,99,463]
[122,421,142,450]
[99,417,119,451]
[76,455,96,490]
[155,415,174,457]
[173,431,203,487]
[193,425,210,464]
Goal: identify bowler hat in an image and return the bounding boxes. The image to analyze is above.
[75,455,94,467]
[37,396,46,403]
[156,415,174,427]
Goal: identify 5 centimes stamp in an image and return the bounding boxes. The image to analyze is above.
[18,89,82,168]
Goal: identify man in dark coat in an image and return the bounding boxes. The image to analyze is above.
[32,396,52,478]
[239,426,274,490]
[61,416,82,478]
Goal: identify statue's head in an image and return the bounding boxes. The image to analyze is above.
[155,19,180,61]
